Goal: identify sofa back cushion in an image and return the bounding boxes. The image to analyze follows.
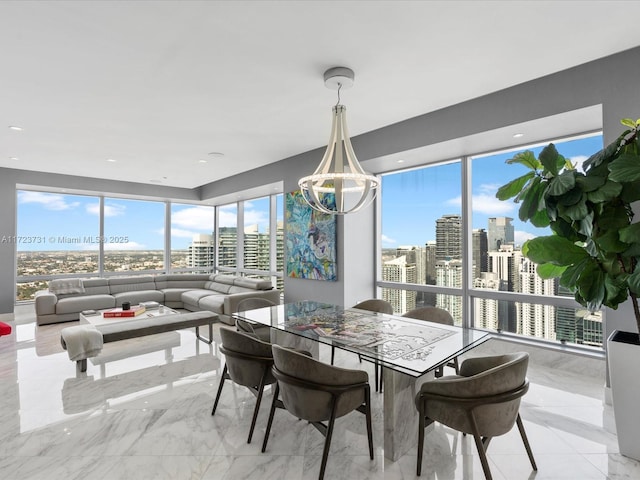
[108,275,156,294]
[233,276,273,290]
[154,274,209,289]
[205,281,233,294]
[54,278,110,298]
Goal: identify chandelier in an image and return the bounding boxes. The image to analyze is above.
[298,67,379,215]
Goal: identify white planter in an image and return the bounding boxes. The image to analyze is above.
[608,329,640,461]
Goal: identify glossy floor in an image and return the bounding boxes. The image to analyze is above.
[1,305,639,479]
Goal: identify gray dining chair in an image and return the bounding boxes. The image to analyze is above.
[402,306,459,377]
[350,299,393,391]
[415,352,537,479]
[234,298,276,343]
[263,344,374,480]
[211,328,276,444]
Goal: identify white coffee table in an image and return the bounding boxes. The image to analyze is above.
[80,305,178,326]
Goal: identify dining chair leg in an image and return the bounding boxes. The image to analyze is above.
[211,364,228,415]
[247,369,269,444]
[318,406,338,480]
[516,414,537,470]
[416,406,425,476]
[364,386,374,460]
[469,413,493,480]
[261,383,280,453]
[331,345,335,365]
[374,362,379,392]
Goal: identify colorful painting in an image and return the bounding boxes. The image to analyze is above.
[286,190,337,281]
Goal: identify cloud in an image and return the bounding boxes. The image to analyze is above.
[219,209,238,228]
[244,209,269,227]
[446,193,515,215]
[81,241,147,251]
[514,230,536,247]
[569,155,589,172]
[381,234,397,247]
[18,191,80,211]
[85,202,126,217]
[172,206,215,230]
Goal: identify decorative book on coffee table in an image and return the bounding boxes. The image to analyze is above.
[103,305,146,318]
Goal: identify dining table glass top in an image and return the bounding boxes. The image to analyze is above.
[234,300,490,377]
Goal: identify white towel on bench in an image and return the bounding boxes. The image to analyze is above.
[61,325,104,361]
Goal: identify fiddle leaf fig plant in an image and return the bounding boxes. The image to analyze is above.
[496,118,640,334]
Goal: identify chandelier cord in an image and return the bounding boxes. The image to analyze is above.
[335,83,342,107]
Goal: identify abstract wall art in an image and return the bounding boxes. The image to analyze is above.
[285,190,337,281]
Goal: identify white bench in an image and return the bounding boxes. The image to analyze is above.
[61,311,218,372]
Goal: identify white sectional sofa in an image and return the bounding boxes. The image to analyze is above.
[35,273,280,326]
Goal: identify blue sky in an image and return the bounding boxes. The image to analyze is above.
[380,133,604,248]
[14,134,602,252]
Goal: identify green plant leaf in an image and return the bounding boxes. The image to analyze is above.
[556,187,583,206]
[595,229,628,253]
[621,118,637,129]
[506,150,541,170]
[560,258,591,289]
[550,217,583,242]
[621,180,640,203]
[536,262,566,279]
[530,207,551,228]
[576,263,605,312]
[539,143,564,176]
[558,198,588,221]
[609,153,640,182]
[518,177,545,222]
[587,180,623,203]
[604,275,629,308]
[547,171,576,196]
[495,171,535,201]
[575,174,605,192]
[628,267,640,295]
[584,132,627,170]
[577,211,594,237]
[523,236,589,266]
[598,204,632,231]
[619,222,640,244]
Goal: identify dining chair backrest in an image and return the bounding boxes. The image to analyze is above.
[352,299,393,315]
[219,327,274,389]
[402,306,453,325]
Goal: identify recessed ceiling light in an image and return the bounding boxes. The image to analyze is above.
[8,125,23,131]
[513,133,524,138]
[198,160,208,164]
[106,158,117,162]
[9,157,19,161]
[208,152,225,157]
[397,160,405,163]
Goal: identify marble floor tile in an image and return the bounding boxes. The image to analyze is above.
[2,303,640,479]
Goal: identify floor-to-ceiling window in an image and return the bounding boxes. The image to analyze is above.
[378,132,604,348]
[15,190,284,300]
[102,198,165,273]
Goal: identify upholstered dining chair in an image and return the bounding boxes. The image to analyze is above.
[235,297,276,343]
[211,328,276,444]
[263,344,374,480]
[402,306,459,377]
[415,352,537,479]
[349,299,394,391]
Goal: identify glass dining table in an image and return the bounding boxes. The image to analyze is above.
[233,300,490,461]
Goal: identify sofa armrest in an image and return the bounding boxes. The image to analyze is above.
[223,290,281,316]
[35,290,57,316]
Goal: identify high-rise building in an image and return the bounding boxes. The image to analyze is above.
[436,214,462,260]
[519,258,557,340]
[473,272,501,330]
[382,255,417,314]
[435,259,462,324]
[217,227,238,267]
[487,217,514,251]
[488,244,521,292]
[472,228,488,279]
[424,241,437,285]
[187,233,215,268]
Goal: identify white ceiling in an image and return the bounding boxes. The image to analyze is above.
[2,1,640,190]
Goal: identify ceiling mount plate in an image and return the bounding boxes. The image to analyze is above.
[324,67,354,90]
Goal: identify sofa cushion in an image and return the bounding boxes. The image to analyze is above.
[154,274,209,289]
[108,275,156,294]
[233,277,273,290]
[56,295,116,314]
[181,289,217,306]
[209,274,236,285]
[198,294,225,314]
[49,278,85,295]
[160,288,193,303]
[228,285,256,294]
[112,290,165,306]
[204,281,233,294]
